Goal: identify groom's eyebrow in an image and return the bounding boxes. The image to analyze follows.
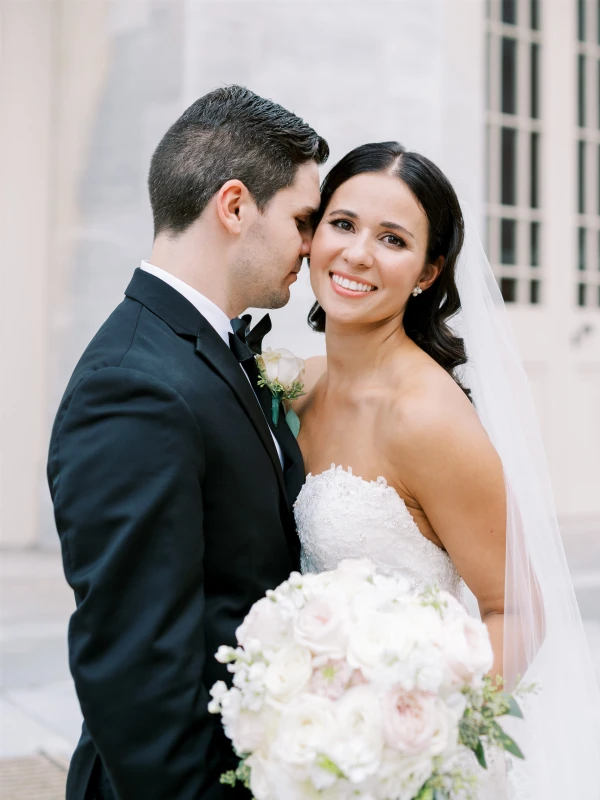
[297,205,319,217]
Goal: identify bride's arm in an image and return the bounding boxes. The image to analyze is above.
[389,388,507,681]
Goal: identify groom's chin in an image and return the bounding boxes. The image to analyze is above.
[263,286,292,310]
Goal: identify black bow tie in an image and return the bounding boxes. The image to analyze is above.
[229,313,272,362]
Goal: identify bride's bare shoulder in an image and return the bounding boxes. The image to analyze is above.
[293,356,327,414]
[390,366,484,457]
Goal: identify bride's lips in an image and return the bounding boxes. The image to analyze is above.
[329,270,377,298]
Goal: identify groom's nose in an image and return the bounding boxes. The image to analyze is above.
[299,229,313,257]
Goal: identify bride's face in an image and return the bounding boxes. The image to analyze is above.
[309,172,440,328]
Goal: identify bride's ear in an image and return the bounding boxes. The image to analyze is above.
[419,255,445,291]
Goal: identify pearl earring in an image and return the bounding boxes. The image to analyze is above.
[411,286,423,297]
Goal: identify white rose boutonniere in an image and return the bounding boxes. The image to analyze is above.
[255,348,305,436]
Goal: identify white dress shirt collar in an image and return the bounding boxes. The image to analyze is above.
[140,261,232,344]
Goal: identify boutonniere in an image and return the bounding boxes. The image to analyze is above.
[255,348,305,437]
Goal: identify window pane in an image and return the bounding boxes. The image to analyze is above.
[501,128,517,205]
[502,38,518,114]
[501,219,517,263]
[530,279,541,304]
[578,227,587,270]
[578,141,586,213]
[502,0,517,24]
[530,0,539,29]
[578,55,586,127]
[598,61,600,128]
[530,132,539,208]
[486,33,491,110]
[530,44,539,118]
[530,221,540,266]
[578,0,586,41]
[598,230,600,270]
[577,283,587,306]
[598,286,600,307]
[501,277,517,302]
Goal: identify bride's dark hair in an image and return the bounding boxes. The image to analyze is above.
[308,141,470,397]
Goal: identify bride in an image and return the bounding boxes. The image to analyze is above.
[292,142,600,797]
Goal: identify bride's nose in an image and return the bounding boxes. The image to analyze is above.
[342,232,375,269]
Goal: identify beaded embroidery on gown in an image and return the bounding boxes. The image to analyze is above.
[294,464,507,799]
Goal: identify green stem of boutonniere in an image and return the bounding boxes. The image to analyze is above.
[271,394,282,426]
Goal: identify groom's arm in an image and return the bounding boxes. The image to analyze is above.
[49,366,236,799]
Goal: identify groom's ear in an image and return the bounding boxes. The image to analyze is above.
[215,179,254,234]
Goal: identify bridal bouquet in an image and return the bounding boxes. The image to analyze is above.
[209,560,525,800]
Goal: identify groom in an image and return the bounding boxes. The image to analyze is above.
[47,86,327,799]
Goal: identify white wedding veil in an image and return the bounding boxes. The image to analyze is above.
[452,208,600,798]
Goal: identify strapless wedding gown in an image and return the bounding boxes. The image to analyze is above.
[295,464,464,598]
[294,464,508,799]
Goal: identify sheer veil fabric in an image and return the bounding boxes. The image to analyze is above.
[452,209,600,798]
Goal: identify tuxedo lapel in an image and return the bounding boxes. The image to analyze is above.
[194,329,290,508]
[125,268,293,526]
[270,405,305,507]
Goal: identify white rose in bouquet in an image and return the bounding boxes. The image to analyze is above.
[236,596,290,651]
[378,750,435,800]
[346,613,394,676]
[274,694,336,766]
[264,643,312,701]
[246,754,274,800]
[441,614,494,686]
[293,595,349,658]
[326,686,384,784]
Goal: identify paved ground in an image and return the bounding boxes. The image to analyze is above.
[1,523,599,793]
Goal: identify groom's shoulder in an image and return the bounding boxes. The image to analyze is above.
[60,295,195,403]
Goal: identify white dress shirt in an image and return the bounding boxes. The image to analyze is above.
[140,261,283,467]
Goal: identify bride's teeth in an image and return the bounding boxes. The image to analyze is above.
[331,273,375,292]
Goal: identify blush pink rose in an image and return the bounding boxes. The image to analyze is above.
[382,687,447,756]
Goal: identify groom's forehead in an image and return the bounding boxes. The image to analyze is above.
[288,161,321,207]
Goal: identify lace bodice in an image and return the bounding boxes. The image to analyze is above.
[294,464,464,600]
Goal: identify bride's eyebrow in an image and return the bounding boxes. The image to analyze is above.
[380,220,415,240]
[328,208,358,218]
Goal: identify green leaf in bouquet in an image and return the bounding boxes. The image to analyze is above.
[458,715,480,750]
[220,759,252,790]
[220,770,237,786]
[489,721,525,759]
[474,739,487,769]
[315,754,345,779]
[504,695,524,719]
[415,785,435,800]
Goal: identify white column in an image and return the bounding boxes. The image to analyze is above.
[0,0,57,547]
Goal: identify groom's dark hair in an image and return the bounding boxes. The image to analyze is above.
[148,85,329,236]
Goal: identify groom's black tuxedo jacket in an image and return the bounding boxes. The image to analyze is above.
[47,269,304,800]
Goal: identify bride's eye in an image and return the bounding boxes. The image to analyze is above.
[330,219,354,232]
[382,234,406,248]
